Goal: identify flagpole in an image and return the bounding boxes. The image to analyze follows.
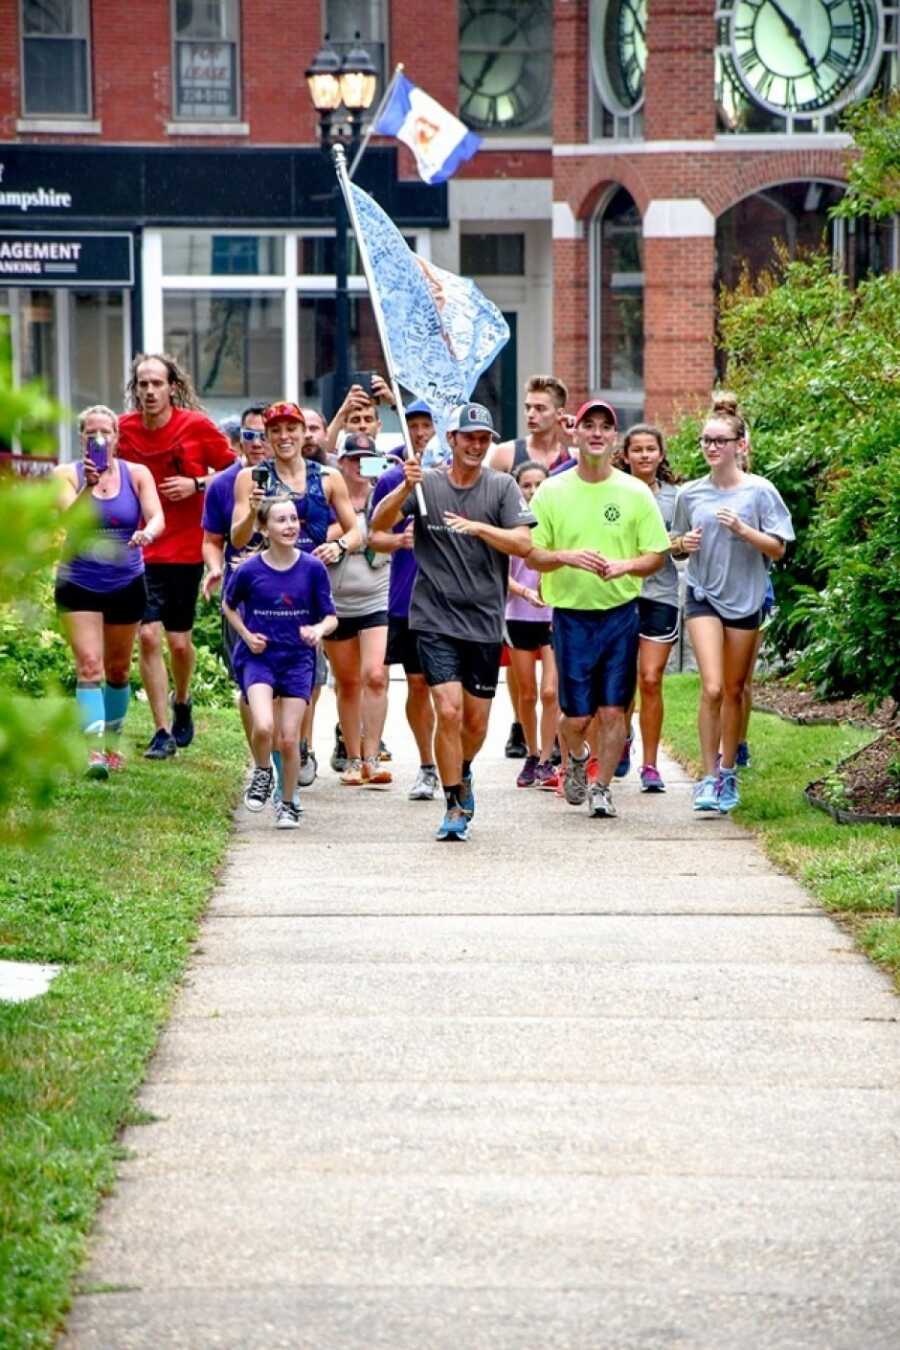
[347,62,404,181]
[333,142,427,517]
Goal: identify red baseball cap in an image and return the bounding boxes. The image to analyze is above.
[263,400,305,426]
[573,398,618,429]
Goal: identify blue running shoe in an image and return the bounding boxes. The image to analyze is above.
[459,773,475,819]
[614,731,633,779]
[735,741,751,769]
[435,806,469,841]
[692,774,720,813]
[716,769,740,813]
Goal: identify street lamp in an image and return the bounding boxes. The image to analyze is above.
[306,39,378,405]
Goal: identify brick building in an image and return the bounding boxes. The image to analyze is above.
[0,1,897,456]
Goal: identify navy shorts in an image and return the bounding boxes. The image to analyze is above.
[638,598,679,643]
[386,615,422,675]
[241,649,314,701]
[415,630,503,699]
[685,588,761,631]
[143,562,203,632]
[552,602,639,717]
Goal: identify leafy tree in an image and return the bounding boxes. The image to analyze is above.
[833,91,900,221]
[0,362,93,837]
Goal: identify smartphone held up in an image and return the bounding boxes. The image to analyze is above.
[86,434,109,473]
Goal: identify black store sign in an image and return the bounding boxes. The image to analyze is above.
[0,231,134,287]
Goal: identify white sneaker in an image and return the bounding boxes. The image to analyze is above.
[588,782,617,818]
[275,800,301,829]
[408,765,439,800]
[244,766,273,812]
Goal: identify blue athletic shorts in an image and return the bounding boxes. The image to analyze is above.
[241,649,314,701]
[552,602,639,717]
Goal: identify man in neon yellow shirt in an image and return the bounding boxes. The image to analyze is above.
[527,399,670,819]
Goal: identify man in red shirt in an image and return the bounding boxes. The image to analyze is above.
[118,353,234,758]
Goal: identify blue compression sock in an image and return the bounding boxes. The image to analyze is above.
[75,681,105,737]
[103,682,131,740]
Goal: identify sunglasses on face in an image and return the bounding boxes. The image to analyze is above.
[241,429,266,443]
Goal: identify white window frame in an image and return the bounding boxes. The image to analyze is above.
[20,0,93,120]
[171,0,241,123]
[144,227,430,405]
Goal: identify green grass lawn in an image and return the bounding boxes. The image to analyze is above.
[0,704,247,1349]
[662,673,900,980]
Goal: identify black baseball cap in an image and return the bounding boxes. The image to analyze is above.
[446,402,500,441]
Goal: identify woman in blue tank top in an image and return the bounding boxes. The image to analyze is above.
[54,405,164,779]
[230,401,359,560]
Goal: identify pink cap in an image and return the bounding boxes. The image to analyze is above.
[573,399,618,429]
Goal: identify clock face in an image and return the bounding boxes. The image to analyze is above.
[459,0,553,132]
[592,0,648,114]
[729,0,880,115]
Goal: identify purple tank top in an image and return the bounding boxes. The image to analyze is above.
[63,460,145,591]
[506,553,551,623]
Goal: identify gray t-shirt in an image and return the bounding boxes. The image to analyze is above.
[672,473,794,619]
[400,465,536,642]
[329,508,390,619]
[641,480,679,607]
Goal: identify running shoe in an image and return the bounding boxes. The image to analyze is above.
[330,725,348,773]
[170,696,194,748]
[534,760,559,791]
[244,765,274,812]
[362,756,393,786]
[586,755,600,785]
[692,774,720,813]
[588,782,617,818]
[144,728,176,760]
[736,741,752,769]
[297,742,317,788]
[340,757,364,786]
[459,773,475,819]
[435,806,469,842]
[563,750,589,805]
[378,739,392,762]
[504,721,527,759]
[86,749,109,781]
[274,800,301,830]
[409,766,439,801]
[104,749,126,773]
[549,737,562,767]
[639,764,666,793]
[716,769,741,814]
[516,754,540,788]
[613,731,633,779]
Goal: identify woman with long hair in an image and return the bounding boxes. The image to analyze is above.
[54,405,164,778]
[671,412,794,815]
[615,424,680,792]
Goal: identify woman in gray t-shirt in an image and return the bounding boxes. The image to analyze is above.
[671,412,794,816]
[615,424,681,794]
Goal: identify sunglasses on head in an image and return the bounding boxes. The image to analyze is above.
[240,429,266,443]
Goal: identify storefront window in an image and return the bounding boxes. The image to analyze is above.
[173,0,239,120]
[298,295,381,400]
[162,231,284,275]
[164,291,283,418]
[592,187,644,426]
[21,0,91,117]
[69,292,124,415]
[324,0,387,98]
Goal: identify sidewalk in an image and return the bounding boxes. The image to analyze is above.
[64,688,900,1349]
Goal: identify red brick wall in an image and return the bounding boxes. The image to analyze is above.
[644,0,716,142]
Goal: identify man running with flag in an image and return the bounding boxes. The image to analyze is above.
[370,402,535,841]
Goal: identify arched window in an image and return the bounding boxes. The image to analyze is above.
[591,187,644,427]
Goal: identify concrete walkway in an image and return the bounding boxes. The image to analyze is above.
[65,686,900,1349]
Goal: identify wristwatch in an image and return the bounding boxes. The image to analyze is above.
[193,477,205,494]
[336,536,349,554]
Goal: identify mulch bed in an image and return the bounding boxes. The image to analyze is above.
[753,679,900,823]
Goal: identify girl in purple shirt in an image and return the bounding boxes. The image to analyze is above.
[504,461,560,790]
[223,499,337,828]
